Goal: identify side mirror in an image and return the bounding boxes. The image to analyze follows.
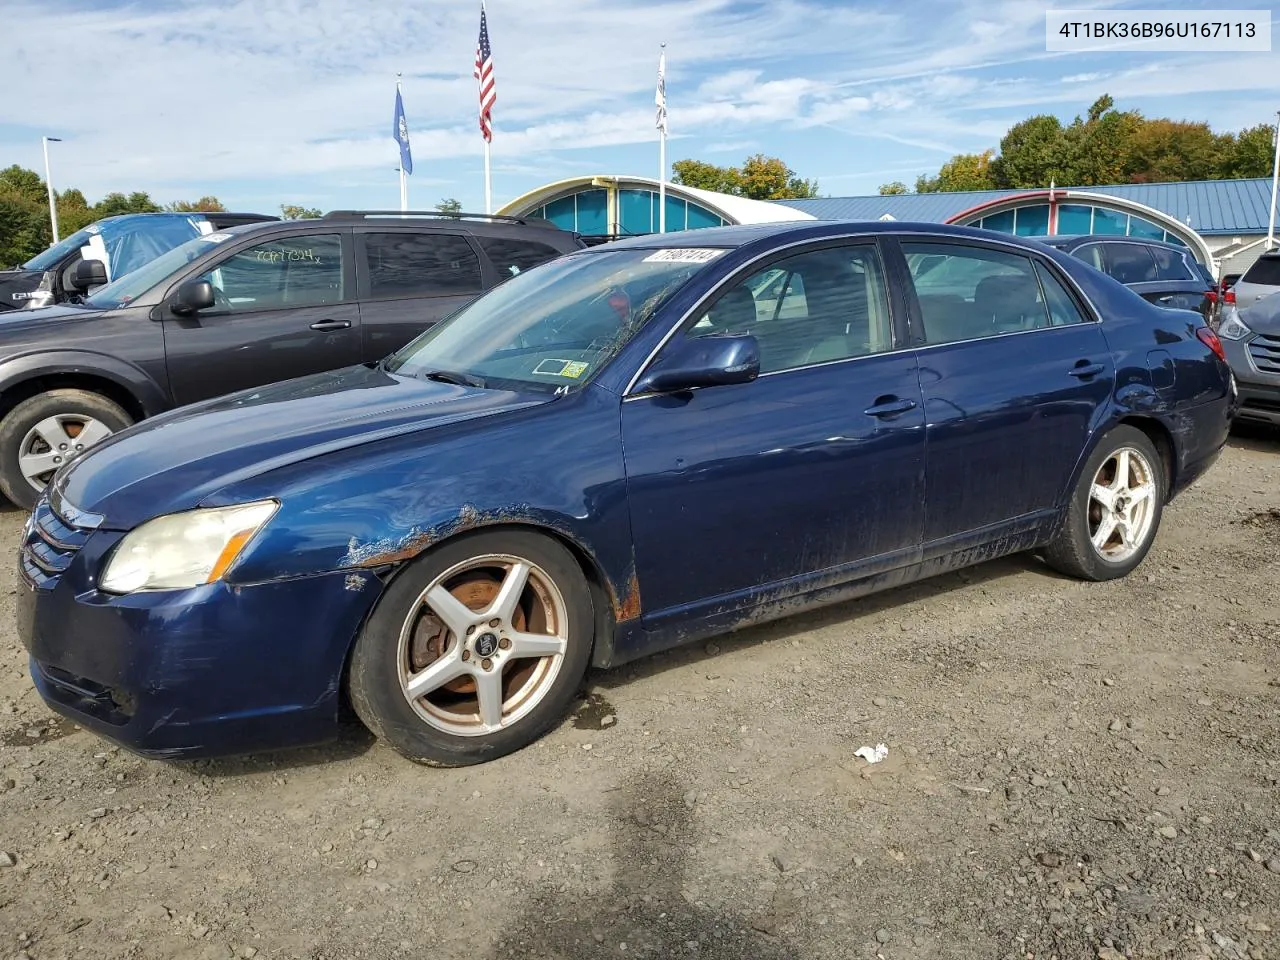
[171,279,216,316]
[71,258,108,291]
[631,334,760,395]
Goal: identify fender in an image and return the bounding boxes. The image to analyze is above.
[0,350,170,418]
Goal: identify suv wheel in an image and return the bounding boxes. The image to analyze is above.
[0,389,132,510]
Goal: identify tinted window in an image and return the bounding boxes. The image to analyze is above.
[364,233,481,297]
[1151,246,1194,282]
[1035,263,1087,326]
[903,243,1049,344]
[688,245,893,373]
[1071,244,1105,271]
[200,235,343,312]
[1242,256,1280,286]
[476,236,564,279]
[1104,244,1157,284]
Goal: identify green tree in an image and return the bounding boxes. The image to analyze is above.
[1221,123,1276,179]
[670,158,742,195]
[878,181,908,195]
[990,115,1066,188]
[434,198,463,215]
[56,188,96,236]
[0,166,51,266]
[1059,97,1144,186]
[94,191,161,217]
[165,196,226,212]
[279,204,322,219]
[0,165,46,203]
[1122,119,1221,183]
[916,150,997,193]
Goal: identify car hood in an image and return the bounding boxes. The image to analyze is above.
[0,301,103,328]
[1239,293,1280,335]
[56,364,554,528]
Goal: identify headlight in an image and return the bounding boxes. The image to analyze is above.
[1217,308,1252,341]
[100,500,278,594]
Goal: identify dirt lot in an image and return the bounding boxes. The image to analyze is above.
[1,429,1277,960]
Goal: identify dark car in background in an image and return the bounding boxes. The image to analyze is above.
[0,211,278,311]
[0,211,583,508]
[1040,235,1218,321]
[17,220,1234,766]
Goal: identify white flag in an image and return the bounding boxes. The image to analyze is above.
[655,47,667,134]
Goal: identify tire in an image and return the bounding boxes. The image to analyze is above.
[0,389,133,511]
[1044,425,1166,581]
[348,529,595,766]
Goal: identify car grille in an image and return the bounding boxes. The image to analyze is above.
[20,498,92,589]
[1249,333,1280,375]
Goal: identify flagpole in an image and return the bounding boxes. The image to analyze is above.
[484,140,492,215]
[1268,109,1280,250]
[397,74,408,212]
[657,43,666,234]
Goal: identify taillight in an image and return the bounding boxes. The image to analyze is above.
[1224,288,1236,305]
[1206,290,1218,304]
[1196,326,1227,362]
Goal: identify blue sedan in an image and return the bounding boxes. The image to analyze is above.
[17,221,1235,765]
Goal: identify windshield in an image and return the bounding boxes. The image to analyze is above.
[385,247,726,392]
[83,232,235,310]
[21,226,99,272]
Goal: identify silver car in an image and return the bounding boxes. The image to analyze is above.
[1219,295,1280,426]
[1231,253,1280,312]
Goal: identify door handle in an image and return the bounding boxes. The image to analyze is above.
[863,396,918,419]
[1156,295,1174,303]
[1068,361,1106,379]
[309,319,351,331]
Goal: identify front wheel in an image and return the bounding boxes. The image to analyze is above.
[1044,426,1166,581]
[0,389,133,511]
[348,529,595,765]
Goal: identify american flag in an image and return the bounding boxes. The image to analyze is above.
[474,4,496,143]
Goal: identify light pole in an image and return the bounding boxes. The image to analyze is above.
[42,136,62,244]
[1268,112,1280,251]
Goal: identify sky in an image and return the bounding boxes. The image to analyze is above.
[1,0,1277,215]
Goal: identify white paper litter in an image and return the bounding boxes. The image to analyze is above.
[854,743,889,764]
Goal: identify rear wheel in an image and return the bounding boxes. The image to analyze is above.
[1044,425,1165,581]
[0,389,132,510]
[348,529,594,765]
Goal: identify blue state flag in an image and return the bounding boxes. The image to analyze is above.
[393,88,413,175]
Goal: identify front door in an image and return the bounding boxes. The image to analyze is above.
[621,241,926,624]
[162,232,360,405]
[896,238,1115,549]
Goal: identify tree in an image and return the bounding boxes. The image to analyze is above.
[0,165,46,204]
[878,181,908,195]
[279,204,322,219]
[94,191,161,217]
[165,196,226,212]
[671,154,817,200]
[990,115,1066,188]
[56,188,96,236]
[1122,119,1221,183]
[671,159,742,195]
[916,150,997,193]
[1221,123,1276,179]
[434,198,463,215]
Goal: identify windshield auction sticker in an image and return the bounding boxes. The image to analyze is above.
[643,248,728,264]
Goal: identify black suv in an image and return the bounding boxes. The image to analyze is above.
[0,211,584,508]
[1039,235,1217,321]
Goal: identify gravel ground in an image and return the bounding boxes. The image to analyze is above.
[1,427,1277,960]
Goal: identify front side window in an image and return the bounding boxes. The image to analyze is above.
[476,236,564,279]
[386,248,723,391]
[1103,243,1157,284]
[198,235,343,312]
[904,242,1051,344]
[687,245,893,373]
[364,232,481,298]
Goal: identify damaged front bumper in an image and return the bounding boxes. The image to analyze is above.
[18,507,384,759]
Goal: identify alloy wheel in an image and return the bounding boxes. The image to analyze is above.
[1087,446,1158,563]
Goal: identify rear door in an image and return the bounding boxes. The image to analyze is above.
[162,231,360,405]
[355,230,485,359]
[895,238,1115,551]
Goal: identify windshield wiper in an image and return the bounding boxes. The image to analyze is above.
[417,369,487,388]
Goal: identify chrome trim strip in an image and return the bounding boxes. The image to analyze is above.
[620,229,1104,399]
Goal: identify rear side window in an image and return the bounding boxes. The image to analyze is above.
[1242,256,1280,286]
[1034,263,1088,326]
[903,243,1050,344]
[1103,244,1158,284]
[1151,246,1194,281]
[476,237,564,279]
[363,233,482,298]
[1071,244,1104,271]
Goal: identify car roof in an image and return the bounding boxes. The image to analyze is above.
[1042,234,1190,252]
[220,211,580,247]
[601,219,1067,253]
